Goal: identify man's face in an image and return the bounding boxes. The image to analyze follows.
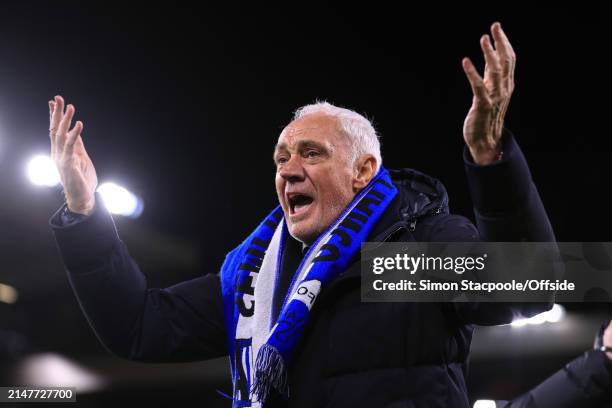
[274,113,357,245]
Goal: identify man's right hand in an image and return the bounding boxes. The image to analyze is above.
[49,95,98,216]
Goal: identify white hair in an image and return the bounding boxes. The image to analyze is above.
[292,101,382,172]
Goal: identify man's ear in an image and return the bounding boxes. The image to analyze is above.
[353,155,377,192]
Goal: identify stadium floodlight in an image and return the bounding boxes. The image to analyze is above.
[97,182,143,218]
[27,155,60,187]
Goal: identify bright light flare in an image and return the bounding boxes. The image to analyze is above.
[18,353,106,393]
[474,400,496,408]
[511,304,566,327]
[97,182,143,218]
[27,155,60,187]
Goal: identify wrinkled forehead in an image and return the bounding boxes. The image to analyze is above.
[276,114,344,150]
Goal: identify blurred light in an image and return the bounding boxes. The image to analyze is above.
[0,282,18,304]
[97,182,143,218]
[511,304,566,327]
[474,400,496,408]
[27,155,60,187]
[17,353,106,393]
[510,318,528,328]
[546,303,565,323]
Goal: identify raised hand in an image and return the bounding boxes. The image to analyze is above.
[462,22,516,165]
[49,95,98,215]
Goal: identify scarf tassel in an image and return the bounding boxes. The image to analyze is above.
[251,344,289,403]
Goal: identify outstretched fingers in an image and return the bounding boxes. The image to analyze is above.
[462,57,489,106]
[50,95,64,138]
[64,121,84,157]
[491,22,516,91]
[58,103,75,133]
[480,34,502,96]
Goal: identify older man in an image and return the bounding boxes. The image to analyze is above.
[49,23,555,407]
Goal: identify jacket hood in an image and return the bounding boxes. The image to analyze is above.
[363,167,450,245]
[389,167,449,222]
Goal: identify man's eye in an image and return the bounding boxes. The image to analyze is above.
[276,157,288,165]
[306,151,319,158]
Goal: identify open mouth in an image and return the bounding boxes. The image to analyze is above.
[287,193,314,217]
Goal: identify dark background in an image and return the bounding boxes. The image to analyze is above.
[0,2,609,407]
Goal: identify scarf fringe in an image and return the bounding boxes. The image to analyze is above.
[251,344,289,402]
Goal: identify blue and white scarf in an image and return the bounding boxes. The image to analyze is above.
[220,167,397,407]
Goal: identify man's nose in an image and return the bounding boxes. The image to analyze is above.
[279,155,305,183]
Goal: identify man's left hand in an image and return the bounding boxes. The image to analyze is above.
[462,22,516,165]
